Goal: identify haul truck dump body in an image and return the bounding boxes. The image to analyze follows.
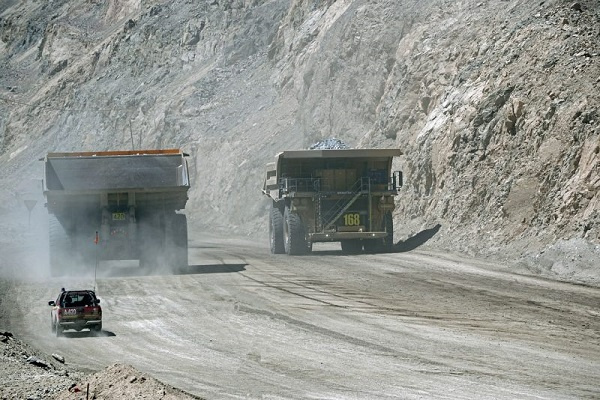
[43,149,190,275]
[263,149,402,255]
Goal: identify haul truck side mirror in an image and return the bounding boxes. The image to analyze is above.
[393,171,403,190]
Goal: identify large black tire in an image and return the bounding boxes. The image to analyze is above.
[362,213,394,254]
[141,213,187,272]
[169,214,188,270]
[341,239,363,254]
[138,216,163,270]
[48,215,70,277]
[76,222,100,271]
[49,215,98,277]
[142,213,175,271]
[269,203,285,254]
[383,212,394,251]
[283,207,307,255]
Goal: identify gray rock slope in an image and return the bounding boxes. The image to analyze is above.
[0,0,598,283]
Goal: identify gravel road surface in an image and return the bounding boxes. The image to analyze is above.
[4,233,599,399]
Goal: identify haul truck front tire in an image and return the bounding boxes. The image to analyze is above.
[383,212,394,251]
[363,213,395,253]
[269,203,285,254]
[283,207,307,255]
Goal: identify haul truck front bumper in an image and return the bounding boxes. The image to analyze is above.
[309,232,388,243]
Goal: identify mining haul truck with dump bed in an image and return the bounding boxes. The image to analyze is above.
[43,149,190,276]
[262,149,402,255]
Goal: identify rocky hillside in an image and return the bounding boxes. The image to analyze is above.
[0,0,598,282]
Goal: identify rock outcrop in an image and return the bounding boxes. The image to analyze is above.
[0,0,598,282]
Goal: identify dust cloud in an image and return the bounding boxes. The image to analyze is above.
[0,179,49,283]
[0,189,188,286]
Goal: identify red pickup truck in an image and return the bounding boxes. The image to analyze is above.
[48,289,102,336]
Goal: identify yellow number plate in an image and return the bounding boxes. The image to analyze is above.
[343,213,361,226]
[112,212,126,221]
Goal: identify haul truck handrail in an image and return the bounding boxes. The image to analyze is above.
[263,149,402,200]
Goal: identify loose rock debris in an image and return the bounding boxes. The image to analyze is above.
[54,364,201,400]
[1,331,82,399]
[0,331,201,400]
[309,138,350,150]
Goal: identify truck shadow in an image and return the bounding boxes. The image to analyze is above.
[99,263,246,277]
[306,224,442,256]
[176,263,247,275]
[59,329,116,339]
[187,244,220,249]
[391,224,441,253]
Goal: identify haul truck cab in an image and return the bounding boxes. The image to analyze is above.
[262,149,402,255]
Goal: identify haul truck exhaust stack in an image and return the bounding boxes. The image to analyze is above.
[43,149,190,276]
[262,149,402,255]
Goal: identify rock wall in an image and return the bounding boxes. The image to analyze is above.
[270,0,600,262]
[0,0,598,278]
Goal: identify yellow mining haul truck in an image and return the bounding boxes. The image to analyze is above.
[43,149,190,276]
[262,149,402,255]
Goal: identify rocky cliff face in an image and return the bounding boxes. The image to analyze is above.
[0,0,598,281]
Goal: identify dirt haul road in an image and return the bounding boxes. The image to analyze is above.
[4,233,600,399]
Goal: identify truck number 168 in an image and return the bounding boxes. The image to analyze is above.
[343,213,361,226]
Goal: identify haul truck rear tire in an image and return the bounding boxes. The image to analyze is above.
[140,214,187,272]
[169,214,188,271]
[139,216,163,270]
[283,207,307,255]
[269,203,285,254]
[49,215,71,277]
[73,223,97,272]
